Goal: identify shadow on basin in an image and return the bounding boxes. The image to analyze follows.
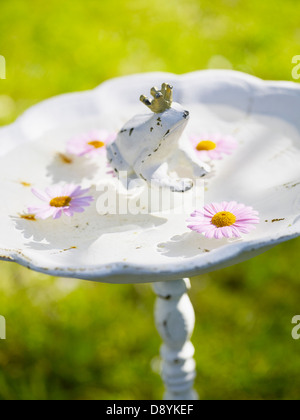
[12,197,167,252]
[46,152,100,183]
[157,231,239,258]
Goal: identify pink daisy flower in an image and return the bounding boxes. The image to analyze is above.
[189,133,238,160]
[66,130,117,157]
[28,184,94,219]
[187,201,260,239]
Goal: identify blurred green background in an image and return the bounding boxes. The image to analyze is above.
[0,0,300,400]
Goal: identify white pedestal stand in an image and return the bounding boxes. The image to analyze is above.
[153,278,198,400]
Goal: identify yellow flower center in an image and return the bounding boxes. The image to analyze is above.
[196,140,216,151]
[211,211,236,228]
[87,140,105,149]
[50,196,72,208]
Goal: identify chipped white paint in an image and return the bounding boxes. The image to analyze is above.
[153,278,197,400]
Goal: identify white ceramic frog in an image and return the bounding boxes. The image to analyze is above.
[106,83,210,192]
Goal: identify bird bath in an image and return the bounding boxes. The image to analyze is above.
[0,70,300,399]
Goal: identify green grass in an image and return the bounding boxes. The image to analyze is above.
[0,0,300,400]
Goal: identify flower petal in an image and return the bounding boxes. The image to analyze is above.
[52,208,63,219]
[31,188,50,202]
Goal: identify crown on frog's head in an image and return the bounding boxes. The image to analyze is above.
[140,83,173,113]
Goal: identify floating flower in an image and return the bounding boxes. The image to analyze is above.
[189,133,238,160]
[66,130,116,157]
[28,184,94,219]
[187,201,260,239]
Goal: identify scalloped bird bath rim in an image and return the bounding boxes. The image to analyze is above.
[0,70,300,284]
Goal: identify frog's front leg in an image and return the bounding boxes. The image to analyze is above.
[106,141,134,176]
[176,149,211,178]
[138,161,193,192]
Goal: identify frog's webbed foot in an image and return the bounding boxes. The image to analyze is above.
[152,176,193,192]
[141,163,193,192]
[168,178,194,192]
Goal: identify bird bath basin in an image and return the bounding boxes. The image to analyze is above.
[0,70,300,399]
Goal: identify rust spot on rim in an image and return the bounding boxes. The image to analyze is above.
[58,153,73,164]
[0,255,13,261]
[19,213,36,221]
[61,246,77,252]
[20,181,31,187]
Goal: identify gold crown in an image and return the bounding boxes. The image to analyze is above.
[140,83,173,113]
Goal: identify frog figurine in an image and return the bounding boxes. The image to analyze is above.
[106,83,210,192]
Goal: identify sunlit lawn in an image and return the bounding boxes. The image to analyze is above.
[0,0,300,400]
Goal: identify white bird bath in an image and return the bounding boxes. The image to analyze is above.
[0,70,300,399]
